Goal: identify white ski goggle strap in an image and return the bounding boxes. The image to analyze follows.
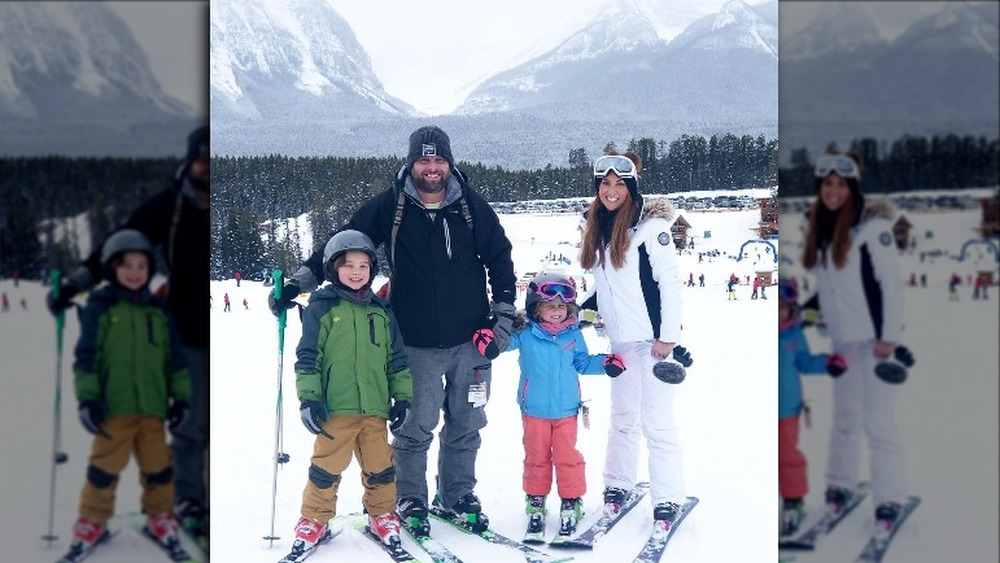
[814,154,860,179]
[593,155,637,179]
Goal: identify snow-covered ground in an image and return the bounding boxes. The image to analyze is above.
[3,193,995,562]
[778,199,999,562]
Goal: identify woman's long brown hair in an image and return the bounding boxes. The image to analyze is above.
[802,150,862,270]
[580,151,642,270]
[802,192,856,270]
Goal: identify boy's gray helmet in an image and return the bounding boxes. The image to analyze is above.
[100,228,155,281]
[323,229,378,282]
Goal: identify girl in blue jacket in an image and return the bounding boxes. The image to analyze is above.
[488,272,623,537]
[778,277,844,537]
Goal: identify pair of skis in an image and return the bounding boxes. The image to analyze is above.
[54,513,204,563]
[423,505,571,563]
[277,511,563,563]
[779,482,921,563]
[276,515,416,563]
[543,482,699,563]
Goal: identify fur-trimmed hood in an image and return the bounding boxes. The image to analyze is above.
[637,197,676,224]
[860,198,895,223]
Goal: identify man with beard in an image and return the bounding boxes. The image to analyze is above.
[270,126,516,537]
[48,125,210,548]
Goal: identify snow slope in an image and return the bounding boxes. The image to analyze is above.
[3,199,994,562]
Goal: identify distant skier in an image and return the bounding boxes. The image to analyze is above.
[726,277,737,301]
[760,279,767,300]
[20,297,27,310]
[751,277,761,299]
[60,230,190,561]
[972,276,985,300]
[698,273,705,287]
[948,273,961,301]
[243,297,249,310]
[1,292,8,312]
[234,270,241,287]
[223,292,231,312]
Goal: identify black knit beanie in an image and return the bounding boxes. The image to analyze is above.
[185,125,208,171]
[407,126,454,169]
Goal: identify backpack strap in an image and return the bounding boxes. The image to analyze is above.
[390,189,406,268]
[458,193,473,230]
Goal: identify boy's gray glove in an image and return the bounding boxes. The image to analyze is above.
[299,400,328,435]
[268,281,300,317]
[78,401,106,436]
[389,399,410,431]
[486,301,516,356]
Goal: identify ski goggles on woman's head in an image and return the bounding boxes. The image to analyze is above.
[814,154,860,179]
[534,282,577,302]
[593,155,637,179]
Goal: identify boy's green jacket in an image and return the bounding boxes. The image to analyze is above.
[295,284,412,418]
[74,285,191,417]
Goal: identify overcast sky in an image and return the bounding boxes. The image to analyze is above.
[106,1,207,118]
[329,0,768,116]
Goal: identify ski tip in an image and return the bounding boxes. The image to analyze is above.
[779,541,816,551]
[548,540,594,550]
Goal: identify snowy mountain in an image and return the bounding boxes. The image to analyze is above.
[210,0,777,170]
[0,3,200,157]
[209,0,418,126]
[455,7,663,116]
[455,0,777,127]
[779,2,1000,161]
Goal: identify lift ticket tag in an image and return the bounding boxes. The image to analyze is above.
[468,383,487,407]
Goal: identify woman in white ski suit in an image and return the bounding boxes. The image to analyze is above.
[579,152,686,523]
[801,152,907,523]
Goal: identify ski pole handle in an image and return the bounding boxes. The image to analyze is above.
[50,269,65,336]
[273,269,286,346]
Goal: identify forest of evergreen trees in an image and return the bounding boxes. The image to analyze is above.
[3,131,995,283]
[0,157,180,278]
[211,133,779,279]
[779,134,1000,197]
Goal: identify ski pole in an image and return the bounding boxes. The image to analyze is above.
[264,269,291,546]
[42,268,70,546]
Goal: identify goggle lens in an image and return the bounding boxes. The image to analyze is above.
[593,155,637,179]
[814,155,859,179]
[535,282,576,302]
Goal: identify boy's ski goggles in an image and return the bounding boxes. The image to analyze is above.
[593,155,637,179]
[814,154,860,179]
[533,282,577,302]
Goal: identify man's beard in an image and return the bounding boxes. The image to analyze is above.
[413,170,449,194]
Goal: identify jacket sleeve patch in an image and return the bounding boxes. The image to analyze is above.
[879,232,892,247]
[657,232,671,246]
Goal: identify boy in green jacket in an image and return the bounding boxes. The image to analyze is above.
[285,230,412,561]
[65,229,191,559]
